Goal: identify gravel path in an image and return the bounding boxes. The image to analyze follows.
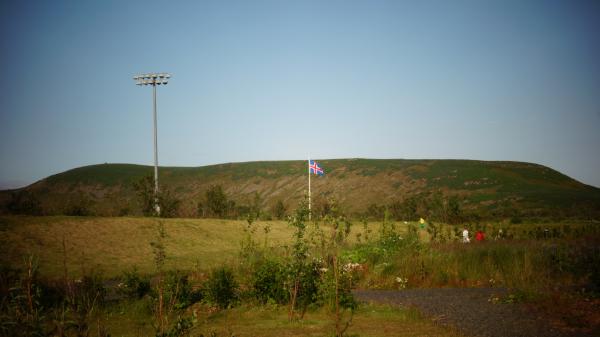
[353,288,589,337]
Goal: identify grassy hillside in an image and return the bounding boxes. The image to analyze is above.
[0,216,293,277]
[0,215,386,278]
[1,159,599,219]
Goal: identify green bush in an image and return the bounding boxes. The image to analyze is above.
[317,263,357,312]
[133,175,181,217]
[252,259,288,304]
[119,267,151,299]
[7,191,42,215]
[163,270,195,309]
[205,267,238,309]
[292,260,321,311]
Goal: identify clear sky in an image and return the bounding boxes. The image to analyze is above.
[1,0,599,189]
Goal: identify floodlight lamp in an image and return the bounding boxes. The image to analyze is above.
[133,72,171,86]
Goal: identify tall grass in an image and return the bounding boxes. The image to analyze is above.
[351,224,599,293]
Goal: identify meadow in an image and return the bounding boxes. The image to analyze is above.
[1,213,598,336]
[0,216,295,278]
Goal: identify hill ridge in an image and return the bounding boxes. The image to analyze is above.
[1,159,599,219]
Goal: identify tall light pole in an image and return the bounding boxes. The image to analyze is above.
[133,73,171,216]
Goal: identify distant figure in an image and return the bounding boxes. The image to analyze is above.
[475,230,485,242]
[462,228,470,243]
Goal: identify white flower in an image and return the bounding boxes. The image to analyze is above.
[343,262,362,272]
[395,276,408,289]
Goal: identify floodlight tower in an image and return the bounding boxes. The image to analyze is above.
[133,73,171,216]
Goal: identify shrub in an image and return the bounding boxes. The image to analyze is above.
[163,270,195,309]
[318,264,357,312]
[133,175,181,217]
[203,185,230,218]
[273,200,286,220]
[291,260,321,311]
[252,259,288,304]
[64,195,94,216]
[119,267,151,299]
[7,191,42,215]
[205,267,238,309]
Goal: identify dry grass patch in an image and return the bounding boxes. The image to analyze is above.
[0,216,295,277]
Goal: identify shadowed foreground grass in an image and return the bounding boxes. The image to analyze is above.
[102,303,464,337]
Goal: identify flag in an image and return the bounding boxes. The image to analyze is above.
[309,160,324,176]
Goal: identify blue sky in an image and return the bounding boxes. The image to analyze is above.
[1,0,599,188]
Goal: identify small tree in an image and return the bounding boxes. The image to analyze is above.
[133,175,180,217]
[249,192,263,220]
[133,175,155,216]
[150,222,168,335]
[321,212,356,337]
[446,196,463,224]
[7,190,42,215]
[273,200,287,220]
[64,193,94,216]
[204,185,229,218]
[158,189,180,218]
[286,197,319,321]
[205,267,238,309]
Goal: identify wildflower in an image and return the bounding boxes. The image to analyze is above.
[343,262,361,272]
[395,276,408,289]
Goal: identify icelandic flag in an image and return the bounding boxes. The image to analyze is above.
[309,160,324,176]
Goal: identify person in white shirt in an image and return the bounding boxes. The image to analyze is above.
[462,228,470,243]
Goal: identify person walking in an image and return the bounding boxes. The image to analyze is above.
[462,227,470,243]
[476,230,485,242]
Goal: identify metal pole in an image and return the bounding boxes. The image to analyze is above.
[153,83,160,215]
[308,157,311,221]
[134,73,170,217]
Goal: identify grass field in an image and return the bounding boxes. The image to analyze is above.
[0,216,300,277]
[101,303,464,337]
[1,215,595,280]
[0,215,400,278]
[1,215,597,336]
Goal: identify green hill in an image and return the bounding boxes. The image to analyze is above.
[1,159,599,219]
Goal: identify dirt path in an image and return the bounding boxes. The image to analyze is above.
[353,288,591,337]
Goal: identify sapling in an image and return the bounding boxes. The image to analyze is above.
[286,198,310,321]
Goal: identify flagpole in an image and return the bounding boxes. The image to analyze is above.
[308,156,311,221]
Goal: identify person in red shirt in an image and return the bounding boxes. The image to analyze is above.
[475,230,485,242]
